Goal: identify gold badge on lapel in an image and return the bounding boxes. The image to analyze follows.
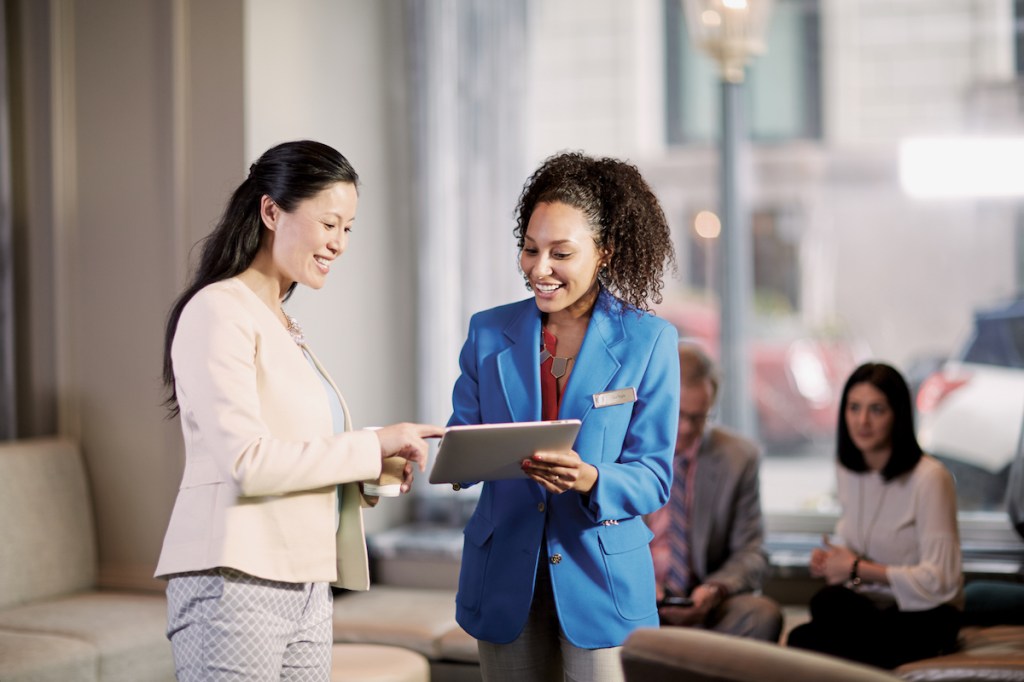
[592,387,637,408]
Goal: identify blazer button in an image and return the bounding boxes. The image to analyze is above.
[537,503,545,513]
[452,483,461,491]
[550,553,562,565]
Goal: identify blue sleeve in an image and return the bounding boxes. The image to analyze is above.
[586,323,680,520]
[449,316,482,429]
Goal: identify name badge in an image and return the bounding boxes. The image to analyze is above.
[592,387,637,408]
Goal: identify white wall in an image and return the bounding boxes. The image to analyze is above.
[11,0,412,588]
[525,0,665,164]
[245,0,417,532]
[25,0,250,588]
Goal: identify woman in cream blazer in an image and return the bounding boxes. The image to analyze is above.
[155,140,441,681]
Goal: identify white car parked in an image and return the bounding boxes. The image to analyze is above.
[916,297,1024,511]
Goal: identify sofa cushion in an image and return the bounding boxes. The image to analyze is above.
[330,643,430,682]
[0,591,174,682]
[437,625,479,663]
[622,627,901,682]
[333,587,459,659]
[0,438,97,609]
[896,625,1024,682]
[0,629,98,682]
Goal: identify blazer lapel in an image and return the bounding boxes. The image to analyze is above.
[691,434,721,580]
[496,302,542,423]
[560,293,624,425]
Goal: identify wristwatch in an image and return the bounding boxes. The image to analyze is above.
[849,557,863,586]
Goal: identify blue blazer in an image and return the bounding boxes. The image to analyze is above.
[449,290,680,649]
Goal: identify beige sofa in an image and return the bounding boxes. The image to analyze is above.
[622,626,901,682]
[622,626,1024,682]
[0,437,174,682]
[332,586,480,682]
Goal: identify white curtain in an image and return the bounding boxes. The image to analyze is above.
[405,0,530,514]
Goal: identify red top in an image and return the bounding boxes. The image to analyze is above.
[540,327,565,421]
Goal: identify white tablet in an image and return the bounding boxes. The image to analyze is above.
[428,419,583,485]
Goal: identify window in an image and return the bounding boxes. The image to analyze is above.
[665,0,822,145]
[418,0,1024,558]
[681,207,802,312]
[1016,0,1023,75]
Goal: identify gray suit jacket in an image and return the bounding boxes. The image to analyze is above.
[650,425,769,596]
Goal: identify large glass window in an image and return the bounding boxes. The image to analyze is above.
[414,1,1024,561]
[547,1,1020,540]
[663,2,1022,531]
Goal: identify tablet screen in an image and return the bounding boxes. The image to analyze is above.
[428,419,582,484]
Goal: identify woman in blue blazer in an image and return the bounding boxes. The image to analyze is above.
[449,152,680,681]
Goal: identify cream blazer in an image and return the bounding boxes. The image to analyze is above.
[154,278,383,589]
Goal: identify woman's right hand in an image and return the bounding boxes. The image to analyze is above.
[373,423,444,471]
[811,535,857,585]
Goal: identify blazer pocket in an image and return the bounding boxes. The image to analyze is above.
[598,523,657,621]
[457,513,494,613]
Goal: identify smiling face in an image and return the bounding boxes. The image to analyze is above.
[519,201,607,320]
[844,381,895,463]
[261,181,358,291]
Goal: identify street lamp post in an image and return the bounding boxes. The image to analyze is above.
[682,0,772,438]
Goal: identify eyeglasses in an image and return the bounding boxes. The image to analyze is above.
[679,410,714,427]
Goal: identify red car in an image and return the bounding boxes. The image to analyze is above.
[654,298,863,452]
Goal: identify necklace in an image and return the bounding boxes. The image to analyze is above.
[856,472,888,558]
[282,310,306,346]
[540,328,574,379]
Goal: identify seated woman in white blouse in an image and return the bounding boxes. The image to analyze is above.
[786,362,962,669]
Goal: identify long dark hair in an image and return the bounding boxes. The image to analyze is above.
[162,140,359,415]
[837,362,923,481]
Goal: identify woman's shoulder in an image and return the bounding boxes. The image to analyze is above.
[190,278,250,305]
[180,278,260,329]
[187,278,261,313]
[616,305,678,343]
[596,290,672,330]
[468,297,536,328]
[912,453,955,486]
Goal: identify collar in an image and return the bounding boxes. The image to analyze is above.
[676,436,702,464]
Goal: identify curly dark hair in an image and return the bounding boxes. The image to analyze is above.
[513,151,676,311]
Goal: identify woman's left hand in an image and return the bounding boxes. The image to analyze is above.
[522,449,598,494]
[816,537,857,585]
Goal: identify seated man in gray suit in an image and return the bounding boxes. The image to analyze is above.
[646,342,783,642]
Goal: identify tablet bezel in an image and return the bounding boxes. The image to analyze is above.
[428,419,583,485]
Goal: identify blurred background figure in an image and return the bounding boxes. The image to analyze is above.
[647,341,783,642]
[787,362,962,669]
